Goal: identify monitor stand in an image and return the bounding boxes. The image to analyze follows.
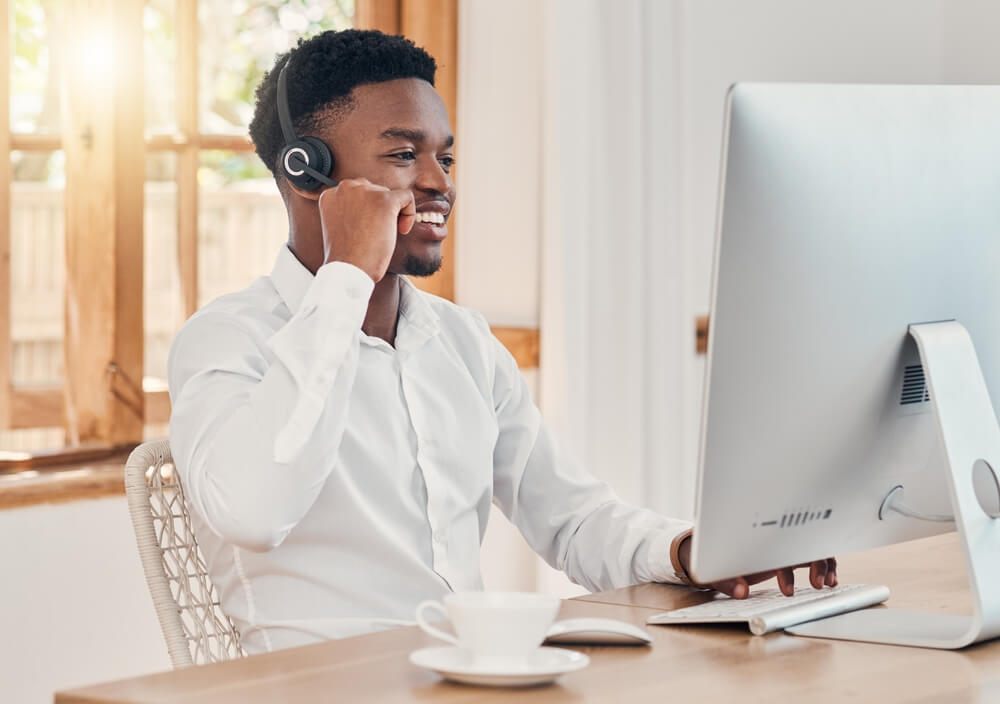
[786,320,1000,649]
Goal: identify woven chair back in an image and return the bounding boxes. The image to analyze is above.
[125,439,246,667]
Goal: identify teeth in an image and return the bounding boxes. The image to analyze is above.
[415,211,445,224]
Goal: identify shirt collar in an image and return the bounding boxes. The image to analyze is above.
[270,244,313,315]
[270,245,442,340]
[397,275,441,337]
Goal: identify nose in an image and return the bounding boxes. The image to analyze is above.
[414,154,453,196]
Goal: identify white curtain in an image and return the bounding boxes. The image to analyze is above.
[539,0,698,519]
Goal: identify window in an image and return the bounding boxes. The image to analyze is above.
[1,0,459,461]
[141,0,353,438]
[1,0,355,454]
[3,0,68,451]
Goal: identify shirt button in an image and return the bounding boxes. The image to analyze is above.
[433,533,445,546]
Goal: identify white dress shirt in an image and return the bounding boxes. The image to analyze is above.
[168,244,692,654]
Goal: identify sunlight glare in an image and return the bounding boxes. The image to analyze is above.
[78,32,115,83]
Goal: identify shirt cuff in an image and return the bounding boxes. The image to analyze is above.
[301,260,376,313]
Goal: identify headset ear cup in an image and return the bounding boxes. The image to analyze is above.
[280,140,317,190]
[302,137,334,184]
[281,137,334,191]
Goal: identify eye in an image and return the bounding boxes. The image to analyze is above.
[438,156,455,172]
[391,150,416,162]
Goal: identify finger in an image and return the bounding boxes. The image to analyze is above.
[825,557,838,587]
[776,567,795,596]
[392,189,417,235]
[317,183,340,210]
[810,560,828,589]
[710,577,750,599]
[739,570,778,588]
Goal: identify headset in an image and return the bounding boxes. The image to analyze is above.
[276,57,339,191]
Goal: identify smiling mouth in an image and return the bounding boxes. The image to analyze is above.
[414,211,446,225]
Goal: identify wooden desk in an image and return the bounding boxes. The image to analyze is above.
[55,533,1000,703]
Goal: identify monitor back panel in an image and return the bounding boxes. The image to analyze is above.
[691,83,1000,583]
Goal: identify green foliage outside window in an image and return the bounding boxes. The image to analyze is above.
[11,0,354,185]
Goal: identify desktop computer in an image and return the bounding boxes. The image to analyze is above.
[689,83,1000,648]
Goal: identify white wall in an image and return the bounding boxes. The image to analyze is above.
[454,0,543,327]
[0,498,170,703]
[456,0,588,597]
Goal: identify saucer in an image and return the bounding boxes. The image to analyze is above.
[409,646,590,687]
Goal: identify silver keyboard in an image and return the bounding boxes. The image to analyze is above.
[659,583,874,619]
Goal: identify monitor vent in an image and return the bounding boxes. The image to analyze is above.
[754,508,832,529]
[900,364,930,405]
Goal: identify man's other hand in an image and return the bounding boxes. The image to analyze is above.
[678,535,837,599]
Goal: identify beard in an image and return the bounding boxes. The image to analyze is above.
[403,253,443,277]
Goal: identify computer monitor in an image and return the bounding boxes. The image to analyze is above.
[689,83,1000,648]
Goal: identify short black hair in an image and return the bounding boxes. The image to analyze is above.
[249,29,437,182]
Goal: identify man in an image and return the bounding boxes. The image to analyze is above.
[168,29,836,654]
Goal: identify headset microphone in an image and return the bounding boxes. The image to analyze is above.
[276,57,338,191]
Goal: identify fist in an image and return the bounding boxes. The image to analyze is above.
[317,178,417,282]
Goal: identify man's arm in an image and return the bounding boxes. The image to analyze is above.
[170,178,415,553]
[168,261,373,552]
[487,330,691,591]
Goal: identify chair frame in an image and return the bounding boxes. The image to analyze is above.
[125,439,246,667]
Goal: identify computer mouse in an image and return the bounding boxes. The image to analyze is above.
[544,617,653,645]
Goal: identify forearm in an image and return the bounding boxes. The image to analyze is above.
[494,410,692,591]
[559,500,693,591]
[490,331,694,591]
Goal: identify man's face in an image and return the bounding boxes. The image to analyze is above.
[320,78,456,277]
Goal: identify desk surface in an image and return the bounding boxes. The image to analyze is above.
[56,533,1000,703]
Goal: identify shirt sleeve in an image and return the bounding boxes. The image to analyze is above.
[167,261,374,552]
[487,330,693,591]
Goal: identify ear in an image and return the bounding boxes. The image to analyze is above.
[284,179,327,202]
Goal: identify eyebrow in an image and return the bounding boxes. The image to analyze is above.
[380,128,454,148]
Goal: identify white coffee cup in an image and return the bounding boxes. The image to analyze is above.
[415,591,561,665]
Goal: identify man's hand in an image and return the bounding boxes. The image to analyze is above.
[317,178,417,282]
[678,535,837,599]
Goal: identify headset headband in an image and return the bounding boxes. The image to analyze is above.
[274,53,337,189]
[277,58,298,144]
